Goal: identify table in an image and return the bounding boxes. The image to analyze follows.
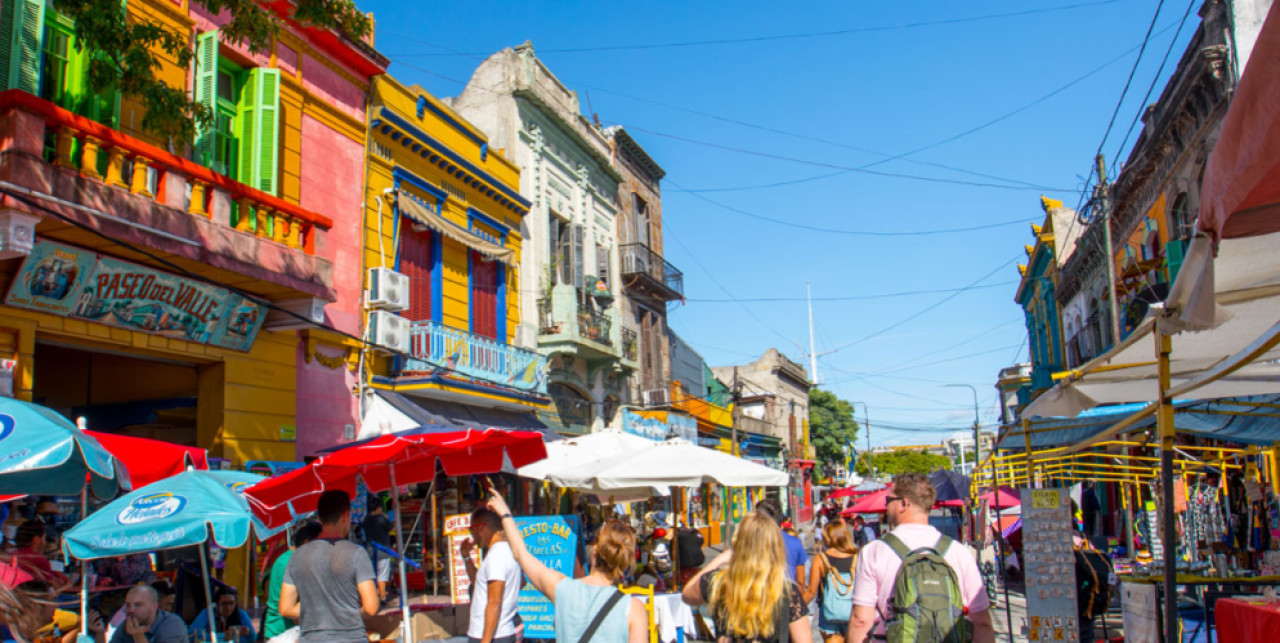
[1215,597,1280,642]
[641,593,698,643]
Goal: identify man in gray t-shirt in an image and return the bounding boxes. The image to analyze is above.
[280,491,379,643]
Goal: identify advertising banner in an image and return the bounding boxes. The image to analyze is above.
[513,515,579,639]
[6,241,267,351]
[621,409,698,442]
[445,513,473,605]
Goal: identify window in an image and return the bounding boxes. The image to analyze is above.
[471,251,500,340]
[1,0,44,95]
[39,22,71,106]
[398,225,433,323]
[194,29,280,194]
[632,193,650,246]
[595,243,610,292]
[28,9,118,128]
[551,215,571,286]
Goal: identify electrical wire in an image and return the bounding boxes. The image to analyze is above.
[385,1,1122,56]
[685,280,1017,303]
[1111,0,1198,163]
[1094,0,1168,168]
[665,231,796,345]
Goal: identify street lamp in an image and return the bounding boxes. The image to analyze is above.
[942,384,981,476]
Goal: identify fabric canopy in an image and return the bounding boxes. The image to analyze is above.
[549,438,788,491]
[398,192,515,266]
[842,488,891,514]
[347,391,556,448]
[84,431,207,488]
[517,429,652,481]
[979,487,1021,510]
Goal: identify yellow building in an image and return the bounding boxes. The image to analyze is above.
[360,76,548,429]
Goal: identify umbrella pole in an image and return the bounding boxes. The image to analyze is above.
[199,542,218,642]
[389,465,412,643]
[993,498,1013,640]
[80,486,89,639]
[431,486,439,596]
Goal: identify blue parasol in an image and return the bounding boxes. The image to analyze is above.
[0,397,130,497]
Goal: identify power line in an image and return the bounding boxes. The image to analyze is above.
[617,124,1069,192]
[828,319,1022,378]
[665,231,796,345]
[385,1,1122,56]
[685,281,1018,303]
[1095,0,1169,170]
[1111,0,1197,163]
[819,256,1020,357]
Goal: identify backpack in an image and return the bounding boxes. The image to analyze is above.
[882,534,970,643]
[677,528,706,568]
[1074,547,1113,619]
[818,553,855,625]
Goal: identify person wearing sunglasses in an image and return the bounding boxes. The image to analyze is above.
[847,473,994,643]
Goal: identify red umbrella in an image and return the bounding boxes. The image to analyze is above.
[829,485,881,500]
[842,488,892,514]
[245,429,546,642]
[978,487,1021,510]
[84,431,208,488]
[245,429,548,524]
[934,498,966,508]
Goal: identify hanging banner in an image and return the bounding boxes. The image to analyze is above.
[1021,488,1080,642]
[6,241,267,351]
[621,409,698,442]
[445,513,474,605]
[512,515,579,639]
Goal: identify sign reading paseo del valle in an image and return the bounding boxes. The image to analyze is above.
[6,241,266,351]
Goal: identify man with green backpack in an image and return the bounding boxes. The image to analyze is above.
[846,473,995,643]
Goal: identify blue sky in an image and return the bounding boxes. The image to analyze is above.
[362,0,1199,447]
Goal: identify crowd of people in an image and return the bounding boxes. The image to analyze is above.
[1,471,1120,643]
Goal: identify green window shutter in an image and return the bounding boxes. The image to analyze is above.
[193,29,219,167]
[237,67,280,195]
[1,0,45,93]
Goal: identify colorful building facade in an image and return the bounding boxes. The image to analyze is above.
[360,74,547,428]
[1015,198,1080,392]
[0,0,386,463]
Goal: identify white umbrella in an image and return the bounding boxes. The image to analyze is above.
[517,428,655,480]
[549,438,789,490]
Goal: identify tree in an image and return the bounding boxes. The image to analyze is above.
[855,450,952,477]
[808,388,858,479]
[52,0,370,142]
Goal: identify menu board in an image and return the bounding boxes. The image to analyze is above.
[1021,488,1079,642]
[445,513,473,605]
[513,515,580,639]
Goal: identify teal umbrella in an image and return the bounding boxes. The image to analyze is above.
[63,470,290,642]
[0,397,130,497]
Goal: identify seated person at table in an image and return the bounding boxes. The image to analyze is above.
[189,588,255,643]
[106,585,186,643]
[9,524,72,593]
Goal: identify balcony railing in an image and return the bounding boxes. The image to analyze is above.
[405,320,547,394]
[620,243,684,299]
[537,298,557,334]
[577,306,612,346]
[622,327,638,361]
[1,90,330,254]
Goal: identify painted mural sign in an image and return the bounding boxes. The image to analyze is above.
[621,409,698,442]
[5,241,266,351]
[513,515,579,639]
[445,513,473,605]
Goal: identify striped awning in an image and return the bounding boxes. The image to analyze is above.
[398,190,515,266]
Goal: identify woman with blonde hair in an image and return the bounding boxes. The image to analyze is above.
[485,490,648,642]
[803,519,858,642]
[683,512,812,643]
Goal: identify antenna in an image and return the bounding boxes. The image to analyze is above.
[807,282,818,386]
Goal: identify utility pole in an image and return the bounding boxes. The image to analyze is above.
[944,384,982,476]
[807,282,818,386]
[730,367,741,457]
[863,403,874,481]
[1095,154,1122,344]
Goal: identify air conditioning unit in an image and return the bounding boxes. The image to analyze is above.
[642,388,670,407]
[368,310,410,353]
[367,267,409,312]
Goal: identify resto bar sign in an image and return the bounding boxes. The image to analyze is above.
[5,241,266,351]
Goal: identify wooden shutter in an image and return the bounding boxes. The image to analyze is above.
[1,0,44,94]
[193,30,218,168]
[471,251,499,340]
[238,67,280,194]
[398,226,433,322]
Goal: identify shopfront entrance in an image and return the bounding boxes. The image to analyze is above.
[33,342,200,445]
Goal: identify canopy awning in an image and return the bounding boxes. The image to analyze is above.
[344,391,556,449]
[398,191,515,266]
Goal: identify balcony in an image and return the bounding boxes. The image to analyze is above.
[620,243,684,301]
[536,285,621,362]
[0,91,334,299]
[621,327,638,363]
[403,320,547,394]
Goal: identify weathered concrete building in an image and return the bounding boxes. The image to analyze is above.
[448,43,624,434]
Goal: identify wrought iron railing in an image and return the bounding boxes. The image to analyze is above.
[577,306,612,346]
[405,320,547,394]
[536,298,557,334]
[621,327,638,361]
[620,243,684,297]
